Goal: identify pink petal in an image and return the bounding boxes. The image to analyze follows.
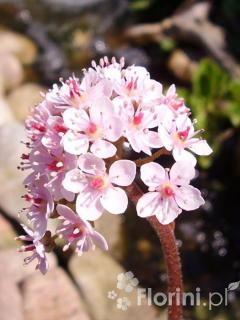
[90,140,117,158]
[166,84,176,96]
[56,204,79,223]
[100,187,128,214]
[63,108,89,131]
[63,131,89,155]
[109,160,136,186]
[91,231,108,251]
[172,148,197,166]
[174,185,205,211]
[136,192,161,217]
[78,153,106,175]
[170,161,195,186]
[126,131,141,153]
[156,198,182,225]
[103,116,123,142]
[76,192,103,221]
[188,139,212,156]
[62,169,86,193]
[140,162,165,188]
[143,131,163,148]
[158,125,173,151]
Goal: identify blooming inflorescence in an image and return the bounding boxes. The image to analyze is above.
[18,57,212,274]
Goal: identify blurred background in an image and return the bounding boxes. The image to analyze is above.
[0,0,239,319]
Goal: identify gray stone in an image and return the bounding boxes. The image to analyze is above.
[7,83,47,122]
[0,29,38,65]
[0,98,15,126]
[95,213,123,260]
[0,122,29,221]
[22,268,91,320]
[0,53,24,92]
[69,249,163,320]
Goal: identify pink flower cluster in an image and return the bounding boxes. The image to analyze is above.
[18,57,212,274]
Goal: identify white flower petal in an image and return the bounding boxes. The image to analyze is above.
[174,185,205,211]
[100,187,128,214]
[136,192,162,217]
[170,161,195,186]
[109,160,136,186]
[140,162,165,188]
[90,140,117,159]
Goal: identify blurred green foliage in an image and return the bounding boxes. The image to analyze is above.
[179,59,240,168]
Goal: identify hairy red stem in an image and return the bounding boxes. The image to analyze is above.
[125,183,183,320]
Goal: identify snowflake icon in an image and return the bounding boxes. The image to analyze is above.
[117,271,139,293]
[107,290,118,300]
[116,297,131,311]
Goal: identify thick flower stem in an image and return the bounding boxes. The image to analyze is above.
[125,183,183,320]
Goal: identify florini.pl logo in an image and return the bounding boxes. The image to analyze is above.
[107,271,240,312]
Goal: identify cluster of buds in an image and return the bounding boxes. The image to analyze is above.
[17,57,212,274]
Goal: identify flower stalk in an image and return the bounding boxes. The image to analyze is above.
[125,182,183,320]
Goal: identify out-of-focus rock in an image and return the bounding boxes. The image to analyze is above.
[168,49,198,82]
[0,29,38,65]
[0,98,15,126]
[69,249,161,320]
[0,122,28,221]
[0,249,57,320]
[39,0,108,13]
[95,214,123,260]
[0,213,17,249]
[22,268,91,320]
[0,275,23,320]
[7,83,46,122]
[0,53,24,92]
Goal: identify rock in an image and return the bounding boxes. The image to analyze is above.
[0,53,24,92]
[0,213,17,249]
[0,29,38,65]
[0,122,28,221]
[0,276,23,320]
[0,98,15,126]
[168,49,198,82]
[22,268,91,320]
[7,83,46,122]
[39,0,108,13]
[95,213,124,260]
[69,249,162,320]
[0,249,57,320]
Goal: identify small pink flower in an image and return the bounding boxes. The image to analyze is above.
[63,98,122,158]
[158,115,212,165]
[17,224,48,274]
[56,204,108,255]
[113,99,162,155]
[28,146,77,201]
[160,84,190,116]
[41,116,67,150]
[23,186,54,239]
[137,161,205,224]
[63,153,136,220]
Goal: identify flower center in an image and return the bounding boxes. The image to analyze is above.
[161,184,175,197]
[87,122,101,138]
[177,127,190,141]
[31,122,46,133]
[90,176,108,190]
[53,123,67,134]
[48,160,64,172]
[133,112,144,126]
[170,97,184,110]
[68,226,85,241]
